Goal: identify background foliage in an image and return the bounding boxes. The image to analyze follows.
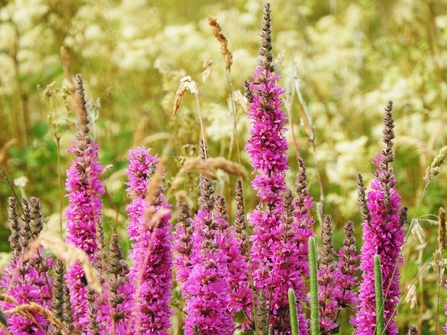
[0,0,447,333]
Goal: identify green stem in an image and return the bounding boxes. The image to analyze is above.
[56,136,63,239]
[224,68,241,165]
[374,254,385,335]
[309,237,319,335]
[288,288,299,335]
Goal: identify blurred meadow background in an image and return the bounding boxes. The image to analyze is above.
[0,0,447,332]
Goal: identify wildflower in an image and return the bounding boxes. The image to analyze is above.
[246,4,311,332]
[183,209,234,335]
[333,221,359,320]
[318,215,338,334]
[293,157,316,300]
[214,195,252,319]
[126,147,172,334]
[355,101,407,335]
[234,180,249,259]
[50,259,65,335]
[181,141,234,335]
[64,75,105,331]
[107,233,132,334]
[0,197,53,334]
[173,192,194,283]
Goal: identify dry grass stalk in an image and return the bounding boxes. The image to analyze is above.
[60,47,83,116]
[175,190,189,204]
[132,116,148,147]
[233,90,248,113]
[185,157,247,178]
[424,146,447,182]
[2,300,40,332]
[0,294,19,306]
[432,146,447,169]
[170,157,248,189]
[404,284,417,309]
[25,232,102,294]
[142,133,173,146]
[0,323,10,335]
[410,219,426,244]
[144,158,166,212]
[433,208,446,287]
[60,47,75,93]
[201,60,214,82]
[147,208,170,229]
[394,136,430,157]
[172,76,199,118]
[5,302,68,335]
[0,139,18,165]
[208,17,233,70]
[438,207,446,254]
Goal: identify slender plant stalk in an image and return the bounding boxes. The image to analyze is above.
[101,178,120,233]
[288,288,299,335]
[389,150,443,322]
[0,168,23,215]
[224,68,241,165]
[294,77,324,221]
[309,237,319,335]
[374,255,384,335]
[194,94,207,160]
[435,207,446,335]
[385,255,432,332]
[56,136,63,239]
[283,76,300,159]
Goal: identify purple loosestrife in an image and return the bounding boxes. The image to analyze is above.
[0,197,54,335]
[333,221,359,322]
[316,216,359,333]
[126,147,172,334]
[355,101,407,335]
[64,75,106,331]
[293,158,315,327]
[107,233,132,335]
[246,4,310,332]
[50,259,65,335]
[181,141,234,335]
[173,191,194,283]
[183,209,234,335]
[234,180,249,260]
[214,195,252,322]
[318,215,338,334]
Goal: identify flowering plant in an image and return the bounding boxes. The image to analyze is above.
[1,3,446,335]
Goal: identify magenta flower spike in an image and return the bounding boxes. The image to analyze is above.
[179,142,234,334]
[182,208,234,335]
[317,215,339,334]
[333,221,359,325]
[214,195,252,321]
[173,195,194,283]
[64,75,106,331]
[0,198,54,334]
[126,147,172,334]
[355,101,407,335]
[246,4,311,333]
